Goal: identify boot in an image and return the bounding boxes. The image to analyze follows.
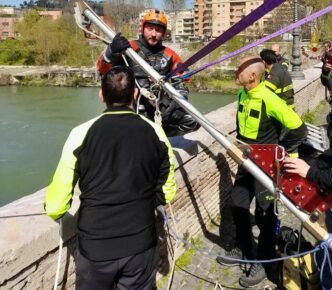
[239,263,267,288]
[216,248,243,266]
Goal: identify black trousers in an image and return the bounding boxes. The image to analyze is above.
[231,166,277,260]
[75,246,157,290]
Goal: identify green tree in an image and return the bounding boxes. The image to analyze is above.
[0,9,99,66]
[224,35,245,53]
[303,0,332,40]
[102,0,147,38]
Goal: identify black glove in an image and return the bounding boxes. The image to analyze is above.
[110,33,130,53]
[103,33,130,63]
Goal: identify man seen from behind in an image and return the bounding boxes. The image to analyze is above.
[45,66,176,290]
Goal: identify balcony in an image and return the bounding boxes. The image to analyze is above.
[203,18,212,25]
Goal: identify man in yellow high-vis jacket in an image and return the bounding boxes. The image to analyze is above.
[217,56,307,288]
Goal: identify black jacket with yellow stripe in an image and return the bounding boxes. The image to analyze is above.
[236,82,307,154]
[45,106,176,261]
[265,62,294,106]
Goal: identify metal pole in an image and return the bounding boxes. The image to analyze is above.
[82,2,309,219]
[290,0,305,80]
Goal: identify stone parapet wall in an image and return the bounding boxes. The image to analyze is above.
[0,66,325,289]
[293,65,325,116]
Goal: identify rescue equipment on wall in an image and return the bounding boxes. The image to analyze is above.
[248,144,332,216]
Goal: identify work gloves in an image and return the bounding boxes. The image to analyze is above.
[104,33,130,62]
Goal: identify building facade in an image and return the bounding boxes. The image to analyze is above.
[174,10,194,42]
[194,0,272,40]
[0,7,20,40]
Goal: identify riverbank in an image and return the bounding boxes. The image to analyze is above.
[0,65,237,93]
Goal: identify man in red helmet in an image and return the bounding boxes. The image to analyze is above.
[97,9,199,137]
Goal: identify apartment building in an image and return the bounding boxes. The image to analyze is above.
[174,10,194,42]
[0,7,20,40]
[194,0,272,39]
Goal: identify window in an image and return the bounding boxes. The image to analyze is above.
[2,31,9,36]
[2,22,9,26]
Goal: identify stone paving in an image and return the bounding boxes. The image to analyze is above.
[159,201,317,290]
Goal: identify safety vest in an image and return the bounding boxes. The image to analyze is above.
[236,82,303,144]
[265,63,295,107]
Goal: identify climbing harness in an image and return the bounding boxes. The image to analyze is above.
[121,53,164,125]
[166,0,284,79]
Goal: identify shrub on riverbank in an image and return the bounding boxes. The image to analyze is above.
[188,70,238,93]
[20,74,98,87]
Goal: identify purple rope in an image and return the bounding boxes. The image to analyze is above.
[181,5,332,79]
[166,0,283,79]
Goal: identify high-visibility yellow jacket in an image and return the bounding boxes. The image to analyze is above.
[236,82,307,154]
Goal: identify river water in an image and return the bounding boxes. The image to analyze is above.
[0,86,236,206]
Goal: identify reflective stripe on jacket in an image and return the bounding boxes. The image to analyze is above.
[265,62,294,106]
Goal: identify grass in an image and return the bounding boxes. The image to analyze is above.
[302,100,327,124]
[156,237,203,289]
[175,237,203,268]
